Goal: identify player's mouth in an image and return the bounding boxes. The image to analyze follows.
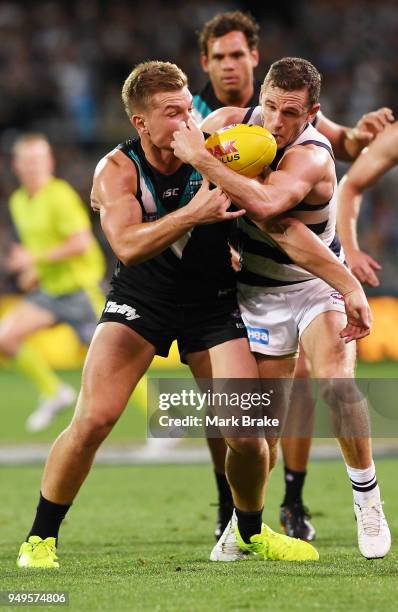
[221,76,239,84]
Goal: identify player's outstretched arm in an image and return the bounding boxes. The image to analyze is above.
[92,151,242,266]
[317,107,394,161]
[267,217,371,342]
[337,122,398,287]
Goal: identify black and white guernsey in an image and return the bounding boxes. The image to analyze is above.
[110,139,236,302]
[238,107,344,291]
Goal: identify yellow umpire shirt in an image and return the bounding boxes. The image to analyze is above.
[9,178,106,301]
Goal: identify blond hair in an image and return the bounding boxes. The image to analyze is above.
[122,60,188,117]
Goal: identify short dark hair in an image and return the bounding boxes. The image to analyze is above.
[122,61,188,117]
[198,11,259,56]
[263,57,321,107]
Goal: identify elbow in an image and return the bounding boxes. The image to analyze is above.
[117,247,139,267]
[111,239,137,266]
[248,203,275,223]
[116,243,148,266]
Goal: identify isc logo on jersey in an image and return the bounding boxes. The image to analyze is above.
[163,187,179,198]
[247,326,269,345]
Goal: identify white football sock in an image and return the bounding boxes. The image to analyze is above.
[346,461,381,506]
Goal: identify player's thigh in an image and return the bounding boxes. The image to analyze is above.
[187,337,259,379]
[256,353,297,379]
[75,322,155,426]
[0,300,56,345]
[300,310,356,378]
[257,354,297,437]
[295,346,311,378]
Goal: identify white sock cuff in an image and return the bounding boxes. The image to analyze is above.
[346,461,376,483]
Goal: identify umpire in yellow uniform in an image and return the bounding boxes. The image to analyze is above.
[0,133,105,432]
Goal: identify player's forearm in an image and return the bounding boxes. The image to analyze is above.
[337,177,363,253]
[36,232,92,263]
[108,208,195,266]
[268,218,361,294]
[192,150,276,219]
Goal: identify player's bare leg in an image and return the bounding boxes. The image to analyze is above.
[17,322,156,570]
[202,342,318,561]
[0,301,76,431]
[188,339,268,527]
[301,310,390,558]
[187,349,231,538]
[280,350,316,541]
[256,354,297,473]
[42,323,155,503]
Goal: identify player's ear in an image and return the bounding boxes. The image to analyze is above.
[201,54,209,73]
[250,48,259,68]
[132,113,148,135]
[308,103,321,124]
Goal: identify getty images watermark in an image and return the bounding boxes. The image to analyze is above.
[157,388,279,429]
[147,378,398,439]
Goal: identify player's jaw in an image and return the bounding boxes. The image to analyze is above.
[261,86,319,149]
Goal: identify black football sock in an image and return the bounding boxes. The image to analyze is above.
[282,466,307,506]
[214,471,233,508]
[235,507,263,543]
[27,492,71,543]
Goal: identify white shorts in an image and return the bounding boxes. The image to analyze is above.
[238,278,347,356]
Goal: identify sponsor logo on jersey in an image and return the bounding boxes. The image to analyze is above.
[188,178,202,199]
[330,291,344,304]
[104,301,140,321]
[163,187,180,198]
[246,326,269,345]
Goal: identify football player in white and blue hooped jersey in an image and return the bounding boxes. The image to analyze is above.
[172,57,391,561]
[193,11,394,545]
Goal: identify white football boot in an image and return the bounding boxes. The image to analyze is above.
[26,383,77,432]
[354,499,391,559]
[210,510,248,562]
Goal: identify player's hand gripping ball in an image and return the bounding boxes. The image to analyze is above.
[205,124,277,178]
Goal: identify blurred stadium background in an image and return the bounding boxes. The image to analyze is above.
[1,2,398,609]
[0,0,397,445]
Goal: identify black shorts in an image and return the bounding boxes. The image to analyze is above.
[98,290,248,362]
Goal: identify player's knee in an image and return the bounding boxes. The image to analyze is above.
[319,378,361,406]
[72,407,119,446]
[226,436,266,460]
[0,327,21,356]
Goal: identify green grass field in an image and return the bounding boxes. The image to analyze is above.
[1,460,397,611]
[1,360,398,443]
[1,361,398,611]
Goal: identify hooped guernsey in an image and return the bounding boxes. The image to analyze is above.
[238,106,344,291]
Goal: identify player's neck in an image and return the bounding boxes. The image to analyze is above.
[141,138,183,175]
[213,82,254,109]
[24,175,53,197]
